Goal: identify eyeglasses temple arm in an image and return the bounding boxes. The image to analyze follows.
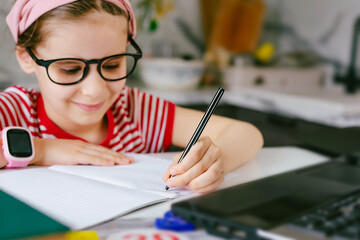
[128,37,142,57]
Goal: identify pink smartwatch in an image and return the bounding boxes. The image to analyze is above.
[1,127,34,168]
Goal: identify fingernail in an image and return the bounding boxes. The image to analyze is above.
[166,180,175,187]
[108,160,115,165]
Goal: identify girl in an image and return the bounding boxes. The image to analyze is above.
[2,0,263,193]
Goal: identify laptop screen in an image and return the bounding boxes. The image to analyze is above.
[172,161,360,229]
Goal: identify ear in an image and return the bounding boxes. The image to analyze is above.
[15,46,36,74]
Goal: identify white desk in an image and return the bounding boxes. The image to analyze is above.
[91,146,329,240]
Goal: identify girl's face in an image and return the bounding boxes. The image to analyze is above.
[32,11,129,134]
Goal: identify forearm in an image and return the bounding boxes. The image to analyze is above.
[213,121,263,173]
[0,154,6,168]
[29,138,44,165]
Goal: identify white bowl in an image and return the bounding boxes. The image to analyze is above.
[139,58,204,90]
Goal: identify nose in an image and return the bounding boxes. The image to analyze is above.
[80,65,107,98]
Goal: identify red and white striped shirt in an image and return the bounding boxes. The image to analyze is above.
[0,85,175,153]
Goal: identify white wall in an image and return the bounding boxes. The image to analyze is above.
[265,0,360,70]
[133,0,203,58]
[1,0,37,88]
[136,0,360,72]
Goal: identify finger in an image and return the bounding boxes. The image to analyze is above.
[163,171,172,182]
[81,144,121,159]
[163,152,182,181]
[79,142,118,156]
[169,137,212,176]
[70,143,120,166]
[191,174,224,194]
[187,159,224,191]
[74,154,116,166]
[163,164,177,181]
[80,149,129,165]
[79,144,133,164]
[113,153,134,165]
[168,143,220,187]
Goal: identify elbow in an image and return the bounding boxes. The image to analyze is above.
[243,121,264,151]
[252,123,264,150]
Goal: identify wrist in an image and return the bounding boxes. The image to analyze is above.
[0,152,8,169]
[30,138,44,165]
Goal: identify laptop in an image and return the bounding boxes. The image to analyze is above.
[171,154,360,240]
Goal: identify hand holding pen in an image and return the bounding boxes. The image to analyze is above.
[164,88,225,192]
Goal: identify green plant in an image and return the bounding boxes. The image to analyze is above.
[136,0,174,32]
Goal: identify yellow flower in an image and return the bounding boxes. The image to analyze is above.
[255,43,275,63]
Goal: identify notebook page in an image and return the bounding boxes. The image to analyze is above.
[49,153,192,197]
[0,168,166,230]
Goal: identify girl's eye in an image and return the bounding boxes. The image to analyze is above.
[53,60,85,76]
[103,56,124,71]
[61,67,82,75]
[103,64,120,70]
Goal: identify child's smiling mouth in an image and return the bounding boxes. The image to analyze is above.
[73,101,105,111]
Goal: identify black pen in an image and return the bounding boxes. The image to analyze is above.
[165,87,225,190]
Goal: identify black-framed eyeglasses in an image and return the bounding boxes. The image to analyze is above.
[26,37,142,85]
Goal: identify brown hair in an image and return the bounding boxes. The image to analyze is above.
[17,0,128,48]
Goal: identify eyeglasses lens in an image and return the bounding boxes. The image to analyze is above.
[48,60,86,84]
[101,55,135,80]
[48,56,136,84]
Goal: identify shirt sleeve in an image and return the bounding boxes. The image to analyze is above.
[0,86,38,131]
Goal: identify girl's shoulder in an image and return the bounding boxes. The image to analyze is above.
[0,85,40,130]
[1,85,40,105]
[2,85,40,97]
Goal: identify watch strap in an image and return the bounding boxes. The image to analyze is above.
[4,158,30,168]
[1,127,34,168]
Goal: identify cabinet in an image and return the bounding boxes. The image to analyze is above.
[170,103,335,152]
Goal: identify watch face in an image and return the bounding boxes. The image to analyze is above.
[7,129,33,157]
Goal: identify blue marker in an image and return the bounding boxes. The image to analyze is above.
[155,211,195,232]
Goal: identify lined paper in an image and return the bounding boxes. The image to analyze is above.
[49,153,191,197]
[0,168,166,230]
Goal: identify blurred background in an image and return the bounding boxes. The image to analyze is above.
[1,0,360,148]
[132,0,360,93]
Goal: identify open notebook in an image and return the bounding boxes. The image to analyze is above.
[0,154,192,230]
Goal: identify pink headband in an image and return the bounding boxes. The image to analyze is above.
[6,0,136,43]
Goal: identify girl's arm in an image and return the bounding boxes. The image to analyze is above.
[0,138,133,168]
[31,138,134,166]
[163,106,263,193]
[0,154,6,168]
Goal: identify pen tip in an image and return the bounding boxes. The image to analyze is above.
[165,186,169,191]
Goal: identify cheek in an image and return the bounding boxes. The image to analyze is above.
[108,80,126,97]
[36,69,75,104]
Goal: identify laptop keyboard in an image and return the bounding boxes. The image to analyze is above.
[291,192,360,239]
